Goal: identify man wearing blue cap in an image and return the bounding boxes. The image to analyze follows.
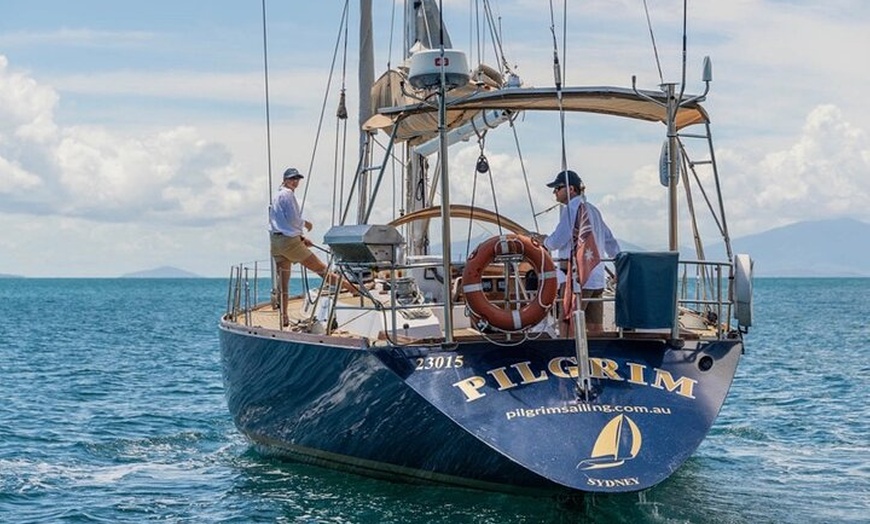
[542,170,620,334]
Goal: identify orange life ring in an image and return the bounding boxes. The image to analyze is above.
[462,234,558,332]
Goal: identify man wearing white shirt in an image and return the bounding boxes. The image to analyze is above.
[542,170,620,333]
[269,167,341,326]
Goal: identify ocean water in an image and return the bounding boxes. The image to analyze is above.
[0,277,867,523]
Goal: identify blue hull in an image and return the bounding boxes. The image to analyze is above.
[220,323,742,494]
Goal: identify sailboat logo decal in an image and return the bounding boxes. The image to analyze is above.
[578,414,643,470]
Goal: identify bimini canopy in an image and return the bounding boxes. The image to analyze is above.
[365,84,710,145]
[364,65,504,145]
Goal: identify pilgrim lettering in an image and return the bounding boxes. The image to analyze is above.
[452,357,698,402]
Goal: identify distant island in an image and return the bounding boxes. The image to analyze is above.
[120,266,202,278]
[728,217,870,277]
[2,218,868,279]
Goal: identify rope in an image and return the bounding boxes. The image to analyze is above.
[338,113,348,220]
[331,119,339,224]
[465,147,481,259]
[484,153,503,235]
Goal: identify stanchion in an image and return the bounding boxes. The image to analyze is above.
[573,303,592,400]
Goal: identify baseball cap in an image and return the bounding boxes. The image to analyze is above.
[545,170,583,189]
[283,167,304,180]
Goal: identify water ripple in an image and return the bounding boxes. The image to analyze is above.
[1,278,868,523]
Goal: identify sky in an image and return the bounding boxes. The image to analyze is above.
[1,0,868,277]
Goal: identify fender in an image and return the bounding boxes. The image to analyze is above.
[734,253,753,327]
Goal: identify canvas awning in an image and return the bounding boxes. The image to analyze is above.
[365,84,709,145]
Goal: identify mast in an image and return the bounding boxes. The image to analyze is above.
[404,2,427,254]
[436,48,454,343]
[404,0,453,255]
[357,0,374,223]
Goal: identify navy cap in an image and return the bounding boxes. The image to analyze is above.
[283,167,304,180]
[546,170,583,190]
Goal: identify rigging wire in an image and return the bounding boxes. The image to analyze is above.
[260,0,280,295]
[472,0,478,65]
[550,0,568,194]
[642,0,665,85]
[299,0,350,212]
[420,0,434,46]
[387,0,396,70]
[260,0,274,201]
[391,142,397,222]
[678,147,715,304]
[331,6,351,225]
[478,2,537,232]
[509,116,540,232]
[482,0,510,74]
[561,0,566,85]
[548,0,568,176]
[678,0,688,101]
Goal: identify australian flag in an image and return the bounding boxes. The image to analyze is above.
[563,201,600,319]
[573,202,600,287]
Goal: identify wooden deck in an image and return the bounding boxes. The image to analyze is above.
[224,291,723,344]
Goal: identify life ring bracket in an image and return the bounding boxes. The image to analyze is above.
[461,234,559,332]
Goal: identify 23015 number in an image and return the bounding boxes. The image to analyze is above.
[415,355,464,370]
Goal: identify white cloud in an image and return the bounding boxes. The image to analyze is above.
[0,55,263,228]
[0,56,59,142]
[50,69,329,108]
[722,104,870,235]
[0,155,42,193]
[0,28,154,48]
[1,1,869,275]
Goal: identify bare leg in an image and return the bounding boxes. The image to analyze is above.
[584,289,605,334]
[275,258,291,326]
[300,253,357,293]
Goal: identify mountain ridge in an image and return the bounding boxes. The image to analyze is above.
[4,219,868,278]
[441,218,869,277]
[729,218,870,277]
[120,266,202,278]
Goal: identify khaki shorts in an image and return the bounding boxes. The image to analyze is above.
[270,234,313,263]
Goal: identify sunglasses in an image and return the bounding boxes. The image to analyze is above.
[552,185,565,192]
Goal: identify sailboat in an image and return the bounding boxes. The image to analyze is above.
[219,0,754,495]
[578,414,643,471]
